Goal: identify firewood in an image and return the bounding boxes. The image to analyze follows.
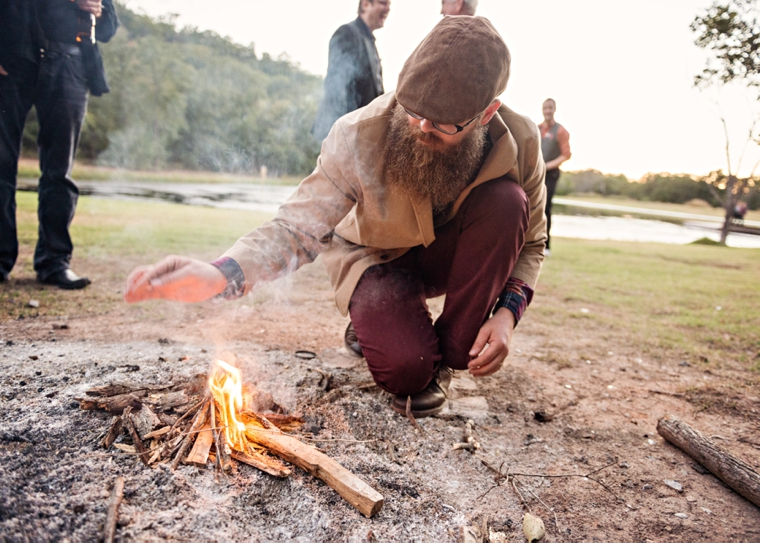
[103,476,124,543]
[123,406,150,466]
[184,423,214,467]
[77,393,143,414]
[151,391,191,412]
[242,412,304,431]
[171,397,210,471]
[86,384,141,397]
[657,415,760,509]
[143,426,171,440]
[245,422,384,518]
[130,404,161,439]
[100,416,123,449]
[230,450,291,477]
[210,400,234,472]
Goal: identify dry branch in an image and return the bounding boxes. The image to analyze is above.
[230,450,291,477]
[184,423,214,467]
[100,416,123,449]
[123,407,150,466]
[657,415,760,509]
[103,476,124,543]
[171,397,210,471]
[245,424,384,517]
[77,393,144,414]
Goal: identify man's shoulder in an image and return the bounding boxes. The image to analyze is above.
[497,105,540,144]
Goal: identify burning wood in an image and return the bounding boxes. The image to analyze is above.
[78,358,385,518]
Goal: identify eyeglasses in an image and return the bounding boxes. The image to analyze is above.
[403,107,480,135]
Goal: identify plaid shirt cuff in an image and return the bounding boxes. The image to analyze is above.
[210,257,245,300]
[493,278,534,325]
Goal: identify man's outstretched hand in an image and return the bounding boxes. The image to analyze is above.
[124,255,228,303]
[467,308,516,377]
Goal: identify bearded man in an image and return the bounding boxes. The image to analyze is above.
[125,16,547,418]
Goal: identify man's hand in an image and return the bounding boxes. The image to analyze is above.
[467,308,516,377]
[76,0,103,17]
[124,255,228,303]
[0,65,8,76]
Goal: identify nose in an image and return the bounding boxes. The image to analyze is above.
[418,117,436,133]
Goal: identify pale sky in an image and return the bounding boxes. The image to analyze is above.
[123,0,760,180]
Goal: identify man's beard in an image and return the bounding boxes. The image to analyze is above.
[384,104,488,212]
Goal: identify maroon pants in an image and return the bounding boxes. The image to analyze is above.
[349,179,530,395]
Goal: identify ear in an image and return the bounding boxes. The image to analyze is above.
[480,100,502,125]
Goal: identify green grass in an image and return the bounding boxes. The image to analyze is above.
[17,159,303,186]
[7,192,760,372]
[16,191,273,257]
[559,193,760,222]
[535,238,760,370]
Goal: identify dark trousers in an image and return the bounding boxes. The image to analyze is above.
[544,168,560,250]
[0,46,88,281]
[349,179,529,395]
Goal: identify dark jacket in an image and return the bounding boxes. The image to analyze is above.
[0,0,42,68]
[37,0,118,96]
[37,0,118,45]
[312,17,384,142]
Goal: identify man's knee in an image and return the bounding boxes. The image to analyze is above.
[366,345,438,395]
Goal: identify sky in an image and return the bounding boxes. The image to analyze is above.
[122,0,760,180]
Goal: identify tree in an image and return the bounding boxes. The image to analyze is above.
[692,0,760,243]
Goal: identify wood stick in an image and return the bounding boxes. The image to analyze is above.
[184,423,214,467]
[657,416,760,509]
[245,424,384,518]
[100,416,123,449]
[171,397,210,471]
[103,476,124,543]
[230,450,291,478]
[77,393,143,414]
[122,407,150,466]
[210,400,234,472]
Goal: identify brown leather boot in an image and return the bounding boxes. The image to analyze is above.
[391,366,454,418]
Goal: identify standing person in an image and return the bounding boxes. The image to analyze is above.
[0,0,118,288]
[312,0,390,142]
[440,0,477,16]
[538,98,571,254]
[126,17,547,419]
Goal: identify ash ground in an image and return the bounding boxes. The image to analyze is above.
[1,263,759,542]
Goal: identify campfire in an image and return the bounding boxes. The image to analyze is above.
[78,358,384,518]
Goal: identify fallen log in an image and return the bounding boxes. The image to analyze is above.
[657,415,760,509]
[245,422,384,518]
[103,476,125,543]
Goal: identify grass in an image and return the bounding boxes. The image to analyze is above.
[534,238,760,370]
[558,193,760,222]
[4,192,760,372]
[17,158,303,186]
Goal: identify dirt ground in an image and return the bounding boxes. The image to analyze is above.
[1,254,759,542]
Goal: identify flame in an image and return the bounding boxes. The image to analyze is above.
[209,359,249,450]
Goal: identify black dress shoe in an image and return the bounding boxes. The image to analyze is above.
[344,321,364,358]
[391,366,454,418]
[38,269,91,290]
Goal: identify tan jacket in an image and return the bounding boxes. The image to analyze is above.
[224,92,547,316]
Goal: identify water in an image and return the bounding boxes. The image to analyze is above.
[17,180,760,249]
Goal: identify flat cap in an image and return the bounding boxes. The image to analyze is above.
[396,16,510,125]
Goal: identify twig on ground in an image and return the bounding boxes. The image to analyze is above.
[103,476,124,543]
[171,396,210,471]
[405,396,424,433]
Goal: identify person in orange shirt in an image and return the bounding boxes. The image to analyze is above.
[539,98,571,254]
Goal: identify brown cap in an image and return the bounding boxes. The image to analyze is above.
[396,16,510,125]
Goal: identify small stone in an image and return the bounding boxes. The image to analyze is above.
[664,480,683,492]
[701,507,712,515]
[674,513,688,519]
[28,300,39,308]
[619,462,629,469]
[685,495,697,503]
[647,439,655,445]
